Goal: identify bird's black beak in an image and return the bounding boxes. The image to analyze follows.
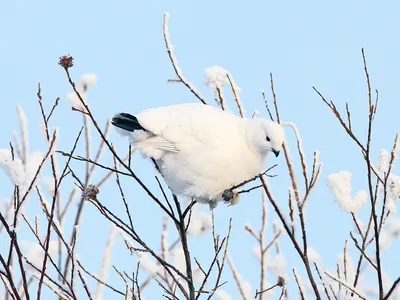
[272,149,280,157]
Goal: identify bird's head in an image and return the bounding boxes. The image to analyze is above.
[252,120,285,157]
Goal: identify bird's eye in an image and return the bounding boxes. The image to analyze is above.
[266,136,271,142]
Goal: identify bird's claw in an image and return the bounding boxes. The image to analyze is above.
[222,189,234,202]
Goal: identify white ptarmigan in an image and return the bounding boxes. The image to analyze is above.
[112,103,285,208]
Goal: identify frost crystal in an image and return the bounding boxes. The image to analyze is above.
[66,73,98,109]
[23,240,59,269]
[24,152,44,189]
[252,245,261,261]
[204,66,229,89]
[378,149,390,173]
[307,247,322,264]
[327,171,367,213]
[267,254,288,279]
[16,104,29,162]
[95,225,117,300]
[227,254,253,299]
[80,73,98,89]
[388,175,400,200]
[379,217,400,251]
[216,290,232,300]
[137,253,161,276]
[49,128,59,156]
[293,270,307,298]
[187,211,212,236]
[0,149,25,186]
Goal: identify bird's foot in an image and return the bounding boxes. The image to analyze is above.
[222,189,234,202]
[222,189,241,207]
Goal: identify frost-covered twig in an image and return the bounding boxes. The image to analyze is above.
[254,192,279,300]
[0,254,20,300]
[260,176,321,299]
[227,255,251,300]
[31,271,71,300]
[77,261,125,296]
[283,122,309,193]
[138,238,180,292]
[57,152,132,177]
[226,74,244,118]
[215,87,226,111]
[0,272,16,300]
[0,212,30,299]
[60,60,179,224]
[20,213,73,292]
[362,49,384,299]
[349,232,377,270]
[254,277,285,299]
[86,191,190,297]
[83,115,91,185]
[324,272,367,300]
[227,164,277,192]
[112,154,134,230]
[172,195,195,299]
[195,236,226,298]
[163,13,207,105]
[35,123,81,298]
[379,133,399,231]
[16,105,28,164]
[77,270,93,300]
[207,216,232,300]
[261,91,274,121]
[266,75,322,298]
[293,269,306,300]
[314,49,385,297]
[89,119,111,175]
[95,226,117,300]
[383,276,400,300]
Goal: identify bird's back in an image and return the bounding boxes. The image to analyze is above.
[136,104,264,199]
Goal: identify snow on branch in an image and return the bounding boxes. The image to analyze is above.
[327,171,367,213]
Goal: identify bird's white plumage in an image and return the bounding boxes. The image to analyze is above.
[113,103,284,208]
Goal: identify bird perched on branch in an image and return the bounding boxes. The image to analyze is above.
[112,103,284,209]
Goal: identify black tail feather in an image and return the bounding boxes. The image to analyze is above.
[111,113,145,132]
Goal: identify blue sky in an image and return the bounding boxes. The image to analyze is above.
[1,1,400,299]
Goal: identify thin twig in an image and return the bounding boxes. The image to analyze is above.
[163,13,207,104]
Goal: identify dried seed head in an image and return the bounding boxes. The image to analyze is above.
[277,276,285,287]
[82,184,99,201]
[58,55,74,69]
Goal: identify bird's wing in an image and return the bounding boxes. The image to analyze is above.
[136,103,244,148]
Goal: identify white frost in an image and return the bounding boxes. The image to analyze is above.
[380,217,400,251]
[23,240,59,269]
[307,247,322,265]
[95,225,117,300]
[187,211,212,236]
[0,149,25,186]
[66,73,97,109]
[267,254,288,279]
[80,73,98,89]
[252,246,262,262]
[293,269,307,299]
[327,171,367,213]
[378,149,390,173]
[388,174,400,200]
[226,254,253,299]
[16,104,29,163]
[137,253,161,277]
[216,290,232,300]
[49,128,59,155]
[24,152,44,189]
[204,66,230,90]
